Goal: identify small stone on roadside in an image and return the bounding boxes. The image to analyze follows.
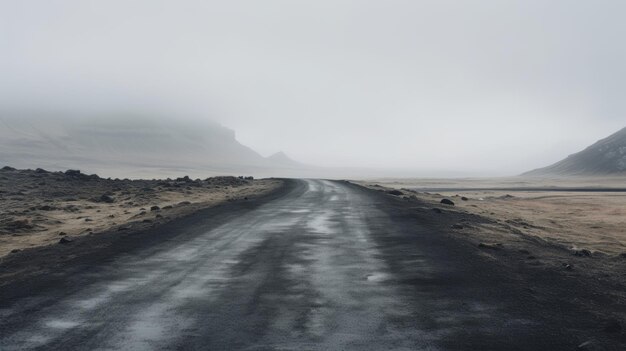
[59,236,73,244]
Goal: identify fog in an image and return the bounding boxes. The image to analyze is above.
[1,1,625,177]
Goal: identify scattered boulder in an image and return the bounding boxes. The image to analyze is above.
[150,206,160,211]
[1,166,16,171]
[58,231,67,236]
[59,236,73,244]
[387,190,403,196]
[6,219,33,230]
[573,249,592,257]
[461,196,469,201]
[10,249,21,253]
[563,263,573,270]
[64,169,82,177]
[99,194,115,203]
[440,199,455,206]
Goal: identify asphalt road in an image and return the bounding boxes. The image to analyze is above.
[0,179,605,350]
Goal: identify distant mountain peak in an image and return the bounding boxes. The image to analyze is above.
[266,151,301,167]
[524,127,626,176]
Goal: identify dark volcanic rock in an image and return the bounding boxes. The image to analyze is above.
[99,194,115,203]
[387,190,403,196]
[59,236,73,244]
[573,249,592,257]
[150,206,160,211]
[440,199,455,206]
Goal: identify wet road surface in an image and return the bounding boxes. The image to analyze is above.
[0,180,594,350]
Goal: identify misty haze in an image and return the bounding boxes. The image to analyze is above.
[1,1,625,350]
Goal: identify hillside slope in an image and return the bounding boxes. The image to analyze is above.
[0,114,300,177]
[524,127,626,176]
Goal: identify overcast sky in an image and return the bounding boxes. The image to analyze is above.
[1,1,625,175]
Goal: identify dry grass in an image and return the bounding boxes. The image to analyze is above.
[0,168,281,257]
[358,177,626,256]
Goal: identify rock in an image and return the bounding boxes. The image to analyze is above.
[440,199,455,206]
[38,205,55,211]
[387,190,403,196]
[451,224,464,229]
[619,253,626,259]
[432,208,442,214]
[84,218,93,222]
[7,219,33,230]
[573,249,592,257]
[99,194,115,203]
[64,169,82,177]
[176,176,192,183]
[178,201,191,206]
[461,196,469,201]
[1,166,16,171]
[603,318,622,333]
[150,205,160,211]
[562,263,573,270]
[163,205,173,209]
[59,236,73,244]
[142,219,153,223]
[58,231,67,236]
[155,214,163,218]
[10,249,21,253]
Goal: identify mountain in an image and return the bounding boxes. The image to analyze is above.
[0,112,303,178]
[265,151,302,168]
[523,127,626,176]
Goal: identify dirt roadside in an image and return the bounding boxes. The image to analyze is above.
[353,180,626,347]
[0,166,286,294]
